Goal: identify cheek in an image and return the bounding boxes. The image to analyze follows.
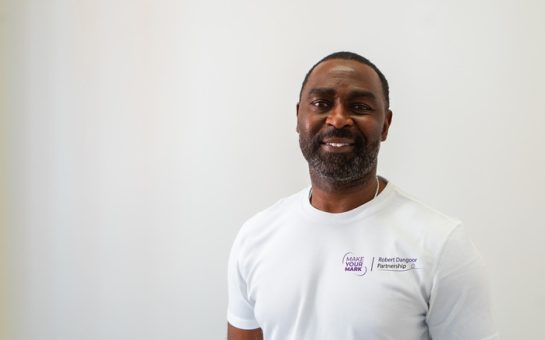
[355,117,384,135]
[297,116,323,136]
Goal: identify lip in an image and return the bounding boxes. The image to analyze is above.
[323,142,352,147]
[321,137,354,145]
[320,139,355,152]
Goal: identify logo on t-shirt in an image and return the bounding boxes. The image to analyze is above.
[342,252,368,276]
[375,256,418,271]
[343,252,420,277]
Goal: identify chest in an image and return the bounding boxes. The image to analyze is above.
[245,225,433,339]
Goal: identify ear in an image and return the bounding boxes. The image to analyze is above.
[381,109,393,141]
[296,103,300,133]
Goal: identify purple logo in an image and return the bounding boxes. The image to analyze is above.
[342,252,368,276]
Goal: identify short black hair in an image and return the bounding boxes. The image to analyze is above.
[299,51,390,108]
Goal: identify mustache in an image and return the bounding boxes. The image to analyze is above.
[318,128,357,141]
[313,128,366,146]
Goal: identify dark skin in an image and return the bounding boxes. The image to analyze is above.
[298,59,392,213]
[227,323,263,340]
[227,59,392,339]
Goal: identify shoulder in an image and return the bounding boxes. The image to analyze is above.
[232,187,308,249]
[385,184,462,237]
[377,183,465,262]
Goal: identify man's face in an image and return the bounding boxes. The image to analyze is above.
[297,59,392,185]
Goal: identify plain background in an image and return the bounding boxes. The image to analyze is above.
[2,0,545,339]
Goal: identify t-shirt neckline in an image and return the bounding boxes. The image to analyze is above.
[298,180,395,225]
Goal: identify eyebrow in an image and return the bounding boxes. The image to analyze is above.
[347,90,377,101]
[307,88,336,98]
[307,88,377,101]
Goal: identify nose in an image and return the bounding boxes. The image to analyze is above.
[325,104,353,129]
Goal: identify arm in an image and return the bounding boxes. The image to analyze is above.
[227,323,263,340]
[427,226,498,339]
[227,230,262,337]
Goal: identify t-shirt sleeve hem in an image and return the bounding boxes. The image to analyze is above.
[227,311,260,330]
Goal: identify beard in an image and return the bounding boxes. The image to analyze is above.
[299,128,379,186]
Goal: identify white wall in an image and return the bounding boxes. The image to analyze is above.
[2,0,544,339]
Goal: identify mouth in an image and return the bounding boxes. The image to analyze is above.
[322,137,354,146]
[320,138,355,152]
[324,142,353,148]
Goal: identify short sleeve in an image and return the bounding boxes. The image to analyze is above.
[427,226,499,340]
[227,233,260,330]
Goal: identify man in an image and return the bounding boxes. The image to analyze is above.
[227,52,497,340]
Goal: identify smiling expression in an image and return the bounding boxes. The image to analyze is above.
[297,59,392,185]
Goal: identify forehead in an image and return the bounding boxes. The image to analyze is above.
[304,59,383,99]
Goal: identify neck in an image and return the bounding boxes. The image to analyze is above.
[309,170,383,213]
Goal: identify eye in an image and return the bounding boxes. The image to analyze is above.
[310,99,331,110]
[351,103,373,113]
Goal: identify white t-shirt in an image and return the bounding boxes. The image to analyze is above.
[227,182,498,340]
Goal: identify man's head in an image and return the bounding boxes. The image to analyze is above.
[299,51,390,109]
[296,52,392,188]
